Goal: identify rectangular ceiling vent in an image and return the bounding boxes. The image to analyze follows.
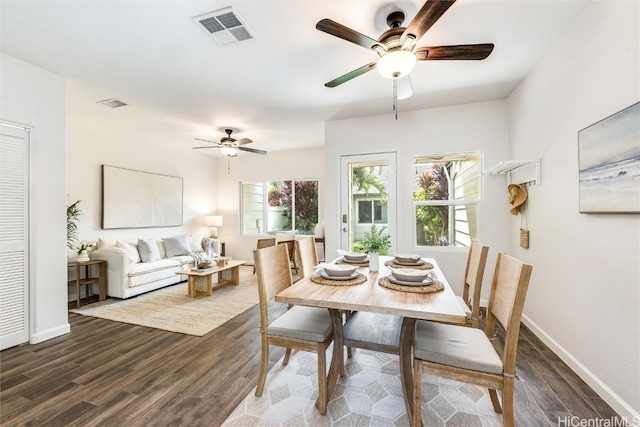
[192,7,255,47]
[97,98,127,108]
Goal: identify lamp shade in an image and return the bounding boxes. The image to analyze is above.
[205,215,223,227]
[377,50,417,79]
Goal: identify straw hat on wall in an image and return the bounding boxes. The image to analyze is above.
[508,184,528,215]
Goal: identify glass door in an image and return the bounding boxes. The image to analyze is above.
[339,152,397,253]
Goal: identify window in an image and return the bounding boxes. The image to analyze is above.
[413,152,481,247]
[241,179,319,235]
[357,200,387,224]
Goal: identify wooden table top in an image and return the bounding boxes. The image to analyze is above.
[276,256,466,324]
[176,259,247,277]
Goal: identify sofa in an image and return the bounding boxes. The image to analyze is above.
[90,235,221,299]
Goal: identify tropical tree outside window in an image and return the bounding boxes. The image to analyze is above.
[241,179,319,235]
[413,152,481,247]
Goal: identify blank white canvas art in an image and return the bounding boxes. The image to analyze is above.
[102,165,183,228]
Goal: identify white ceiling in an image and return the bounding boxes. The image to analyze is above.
[1,0,590,156]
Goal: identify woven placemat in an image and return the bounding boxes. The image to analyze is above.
[336,259,369,267]
[310,271,367,286]
[378,275,444,293]
[384,260,434,270]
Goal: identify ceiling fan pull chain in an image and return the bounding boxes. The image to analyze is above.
[393,79,398,120]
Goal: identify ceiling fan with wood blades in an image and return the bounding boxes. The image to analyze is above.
[193,128,267,157]
[316,0,494,99]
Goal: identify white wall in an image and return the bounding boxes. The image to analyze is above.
[508,1,639,418]
[67,114,219,244]
[213,147,326,262]
[324,100,511,296]
[0,54,70,343]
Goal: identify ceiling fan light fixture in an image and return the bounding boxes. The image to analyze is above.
[220,146,237,156]
[377,50,416,79]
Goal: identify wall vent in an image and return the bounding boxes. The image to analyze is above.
[97,98,127,108]
[192,7,255,46]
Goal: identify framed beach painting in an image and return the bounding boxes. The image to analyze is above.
[578,102,640,213]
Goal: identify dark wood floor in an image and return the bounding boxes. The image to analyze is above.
[1,288,619,426]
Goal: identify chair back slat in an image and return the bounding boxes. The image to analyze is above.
[463,241,489,305]
[256,237,276,250]
[253,244,294,328]
[295,237,318,278]
[485,252,533,373]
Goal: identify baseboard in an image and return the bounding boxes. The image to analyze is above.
[521,314,639,421]
[30,323,70,344]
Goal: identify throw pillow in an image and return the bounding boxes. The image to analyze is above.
[162,235,191,257]
[137,238,161,263]
[187,235,204,253]
[116,240,140,263]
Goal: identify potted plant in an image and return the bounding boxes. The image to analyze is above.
[359,225,391,255]
[358,225,391,272]
[67,199,82,252]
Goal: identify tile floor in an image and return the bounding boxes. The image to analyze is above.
[222,348,504,426]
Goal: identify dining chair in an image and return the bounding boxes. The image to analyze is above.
[342,243,488,357]
[252,237,276,274]
[253,243,333,415]
[275,233,299,274]
[457,241,489,328]
[411,252,533,427]
[294,236,318,278]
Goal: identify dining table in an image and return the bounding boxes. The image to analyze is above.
[275,255,467,424]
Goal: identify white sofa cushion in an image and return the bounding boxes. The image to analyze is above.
[129,262,182,287]
[162,235,191,257]
[117,240,140,263]
[137,238,161,263]
[128,258,180,277]
[187,235,205,252]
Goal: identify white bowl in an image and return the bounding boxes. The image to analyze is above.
[323,264,358,277]
[390,268,430,282]
[394,253,422,264]
[343,253,367,262]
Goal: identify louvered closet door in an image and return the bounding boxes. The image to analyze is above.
[0,123,30,350]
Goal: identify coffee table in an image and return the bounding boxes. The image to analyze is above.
[176,260,247,297]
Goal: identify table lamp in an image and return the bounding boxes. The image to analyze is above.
[204,215,223,238]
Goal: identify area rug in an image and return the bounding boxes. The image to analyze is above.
[69,266,258,336]
[222,347,503,426]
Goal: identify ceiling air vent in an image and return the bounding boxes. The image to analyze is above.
[97,98,127,108]
[192,7,255,46]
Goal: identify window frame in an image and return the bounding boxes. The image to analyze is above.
[412,151,482,249]
[240,178,319,236]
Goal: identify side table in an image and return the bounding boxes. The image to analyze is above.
[67,259,107,308]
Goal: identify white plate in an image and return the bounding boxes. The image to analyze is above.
[321,271,359,281]
[341,256,369,264]
[392,259,426,266]
[390,268,430,282]
[388,275,434,287]
[394,254,422,263]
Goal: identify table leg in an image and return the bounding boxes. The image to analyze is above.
[231,265,240,285]
[325,309,344,403]
[206,274,213,296]
[188,276,196,297]
[75,264,81,309]
[400,317,418,426]
[98,262,107,301]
